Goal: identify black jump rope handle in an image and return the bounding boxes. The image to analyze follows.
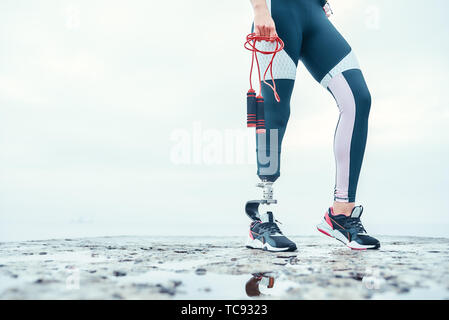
[255,96,266,134]
[246,90,256,128]
[247,90,266,134]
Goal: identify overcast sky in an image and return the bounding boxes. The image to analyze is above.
[1,0,448,241]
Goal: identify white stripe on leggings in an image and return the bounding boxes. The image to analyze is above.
[328,73,356,202]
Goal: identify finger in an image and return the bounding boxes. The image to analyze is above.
[264,25,271,37]
[257,25,264,36]
[254,25,261,36]
[269,27,276,40]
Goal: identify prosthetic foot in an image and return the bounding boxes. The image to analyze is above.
[245,180,297,252]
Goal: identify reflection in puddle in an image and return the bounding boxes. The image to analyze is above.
[119,268,449,300]
[124,270,251,299]
[119,269,295,299]
[245,273,275,297]
[244,272,301,298]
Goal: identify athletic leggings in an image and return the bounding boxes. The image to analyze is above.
[254,0,371,203]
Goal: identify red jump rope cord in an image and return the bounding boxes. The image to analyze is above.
[244,33,284,102]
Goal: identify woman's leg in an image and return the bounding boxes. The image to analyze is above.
[300,1,371,214]
[255,0,303,182]
[244,0,303,252]
[328,70,371,213]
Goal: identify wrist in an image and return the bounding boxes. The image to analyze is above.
[252,2,269,15]
[254,8,270,18]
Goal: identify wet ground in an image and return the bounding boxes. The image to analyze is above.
[0,236,448,299]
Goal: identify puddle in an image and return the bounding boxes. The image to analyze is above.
[116,270,250,299]
[120,269,449,300]
[116,270,300,299]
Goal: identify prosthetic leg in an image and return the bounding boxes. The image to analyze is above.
[245,179,277,222]
[244,34,296,251]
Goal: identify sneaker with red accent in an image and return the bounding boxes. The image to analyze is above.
[316,205,380,250]
[246,212,297,252]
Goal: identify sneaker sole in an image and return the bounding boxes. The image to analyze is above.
[316,219,380,250]
[245,236,297,252]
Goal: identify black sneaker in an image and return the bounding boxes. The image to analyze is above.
[316,205,380,250]
[246,212,297,252]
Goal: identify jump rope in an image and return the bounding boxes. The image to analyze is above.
[244,33,284,134]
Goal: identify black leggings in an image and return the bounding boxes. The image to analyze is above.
[254,0,371,202]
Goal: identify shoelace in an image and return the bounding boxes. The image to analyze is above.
[345,218,367,234]
[259,222,283,235]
